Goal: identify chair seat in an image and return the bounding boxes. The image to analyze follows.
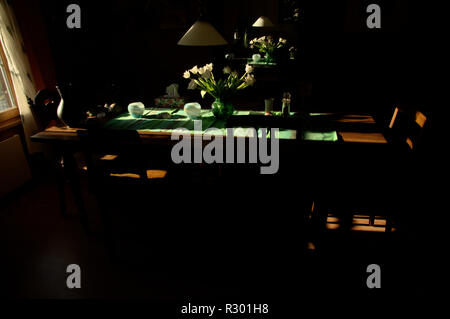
[80,153,168,180]
[109,170,168,180]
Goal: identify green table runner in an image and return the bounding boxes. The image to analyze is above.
[103,108,337,142]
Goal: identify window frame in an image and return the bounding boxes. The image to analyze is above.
[0,37,19,123]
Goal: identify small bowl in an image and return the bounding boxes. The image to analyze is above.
[128,102,145,118]
[252,54,261,62]
[184,102,202,119]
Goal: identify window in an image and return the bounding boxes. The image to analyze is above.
[0,52,15,111]
[0,40,19,122]
[0,0,39,154]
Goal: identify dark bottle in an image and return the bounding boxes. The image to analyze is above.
[232,29,244,57]
[282,92,291,117]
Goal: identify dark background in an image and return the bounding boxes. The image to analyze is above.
[12,0,437,117]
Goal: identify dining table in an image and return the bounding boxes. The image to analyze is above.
[31,107,389,232]
[31,108,387,144]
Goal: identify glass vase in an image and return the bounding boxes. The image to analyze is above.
[212,99,234,120]
[265,52,275,63]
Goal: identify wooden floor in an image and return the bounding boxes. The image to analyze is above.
[0,157,431,312]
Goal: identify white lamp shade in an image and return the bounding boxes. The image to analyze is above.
[178,21,228,46]
[252,16,274,27]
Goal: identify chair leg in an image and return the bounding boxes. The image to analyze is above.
[55,157,68,217]
[310,200,328,235]
[369,214,375,226]
[63,152,90,234]
[337,206,353,232]
[139,168,147,180]
[386,216,393,232]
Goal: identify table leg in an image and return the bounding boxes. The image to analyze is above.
[62,151,90,233]
[55,156,67,217]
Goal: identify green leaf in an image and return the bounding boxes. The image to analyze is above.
[237,83,247,90]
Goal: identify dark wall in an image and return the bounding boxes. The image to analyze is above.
[305,0,418,113]
[25,0,431,116]
[36,0,218,106]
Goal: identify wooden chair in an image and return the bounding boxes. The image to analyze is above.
[28,89,60,130]
[380,107,428,229]
[29,88,132,232]
[29,88,167,233]
[312,106,428,234]
[77,128,170,255]
[28,90,72,214]
[386,106,427,149]
[372,107,427,231]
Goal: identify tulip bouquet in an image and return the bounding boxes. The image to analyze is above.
[249,36,287,62]
[183,63,256,119]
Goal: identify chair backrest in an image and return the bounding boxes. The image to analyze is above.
[29,88,60,130]
[388,107,400,129]
[405,111,427,150]
[77,128,148,184]
[388,106,427,151]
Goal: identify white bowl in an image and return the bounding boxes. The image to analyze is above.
[128,102,145,118]
[252,54,261,62]
[184,102,202,119]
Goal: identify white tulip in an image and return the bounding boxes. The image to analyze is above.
[202,69,212,79]
[187,79,197,90]
[205,63,213,72]
[223,66,231,74]
[198,66,212,79]
[183,71,191,79]
[245,74,256,86]
[190,65,199,74]
[245,64,254,74]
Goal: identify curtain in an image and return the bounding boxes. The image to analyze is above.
[0,0,40,153]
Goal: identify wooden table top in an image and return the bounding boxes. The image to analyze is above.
[31,113,387,145]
